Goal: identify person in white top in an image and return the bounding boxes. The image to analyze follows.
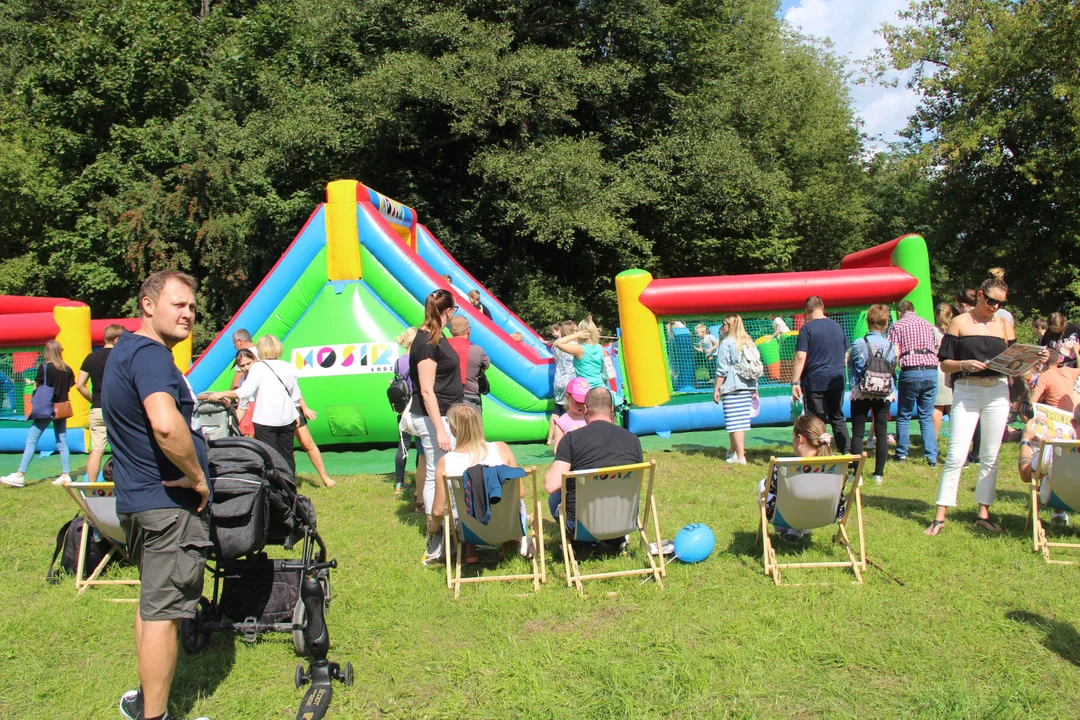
[209,334,300,474]
[427,403,531,565]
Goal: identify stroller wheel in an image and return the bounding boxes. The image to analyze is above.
[292,598,308,656]
[180,597,213,655]
[343,661,354,687]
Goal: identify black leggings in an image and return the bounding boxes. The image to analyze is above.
[850,397,889,477]
[253,422,296,476]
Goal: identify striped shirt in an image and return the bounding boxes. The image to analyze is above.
[886,312,940,369]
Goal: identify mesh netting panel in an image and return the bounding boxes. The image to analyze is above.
[0,351,42,420]
[663,312,867,395]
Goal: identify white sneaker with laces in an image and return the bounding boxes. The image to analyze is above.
[725,456,746,465]
[1,472,25,488]
[52,473,71,486]
[873,475,884,485]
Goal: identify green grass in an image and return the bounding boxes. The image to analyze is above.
[2,438,1080,719]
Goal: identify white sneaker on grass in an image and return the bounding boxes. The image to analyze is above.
[1052,511,1070,527]
[52,473,71,486]
[725,456,746,465]
[421,531,445,565]
[1,472,25,488]
[873,475,884,485]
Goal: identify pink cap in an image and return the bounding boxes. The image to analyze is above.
[566,377,590,403]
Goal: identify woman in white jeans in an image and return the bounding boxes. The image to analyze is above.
[401,288,463,565]
[925,277,1032,535]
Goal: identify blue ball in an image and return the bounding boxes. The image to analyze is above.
[674,523,715,563]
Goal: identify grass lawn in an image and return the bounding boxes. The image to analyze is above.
[2,434,1080,719]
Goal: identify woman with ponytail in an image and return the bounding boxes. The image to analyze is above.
[401,289,464,565]
[759,414,839,543]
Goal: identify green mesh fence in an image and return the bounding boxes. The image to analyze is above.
[0,350,41,420]
[663,311,872,395]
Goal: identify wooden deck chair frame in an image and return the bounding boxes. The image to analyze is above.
[441,466,546,598]
[62,482,140,597]
[1025,440,1080,565]
[558,460,664,596]
[757,454,866,586]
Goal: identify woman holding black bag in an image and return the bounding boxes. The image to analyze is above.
[2,340,75,487]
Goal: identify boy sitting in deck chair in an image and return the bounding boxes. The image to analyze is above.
[545,387,642,549]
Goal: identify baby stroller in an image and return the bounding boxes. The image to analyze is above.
[195,399,241,440]
[180,437,350,719]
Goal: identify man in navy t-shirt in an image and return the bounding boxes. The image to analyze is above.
[102,270,212,720]
[791,296,850,453]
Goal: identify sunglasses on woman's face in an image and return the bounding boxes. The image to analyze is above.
[983,294,1006,308]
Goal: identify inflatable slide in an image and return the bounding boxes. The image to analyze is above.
[189,180,555,446]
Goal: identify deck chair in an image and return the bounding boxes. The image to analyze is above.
[558,460,665,596]
[758,454,866,586]
[441,466,546,598]
[1027,440,1080,564]
[62,482,139,597]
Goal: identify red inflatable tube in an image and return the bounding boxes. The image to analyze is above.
[91,318,140,343]
[638,267,918,316]
[0,312,61,345]
[840,236,904,269]
[0,296,83,315]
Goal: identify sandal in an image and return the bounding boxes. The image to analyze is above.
[975,517,1003,533]
[923,519,945,536]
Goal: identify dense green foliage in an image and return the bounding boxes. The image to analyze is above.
[2,0,1075,347]
[878,0,1080,317]
[0,0,874,345]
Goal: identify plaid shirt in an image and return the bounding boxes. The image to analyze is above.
[886,312,940,368]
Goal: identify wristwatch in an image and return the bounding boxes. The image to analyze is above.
[791,381,801,386]
[1019,440,1032,449]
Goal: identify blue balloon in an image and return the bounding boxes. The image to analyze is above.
[674,523,715,563]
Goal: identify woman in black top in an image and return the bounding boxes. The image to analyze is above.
[1,340,75,488]
[925,277,1043,535]
[399,289,463,565]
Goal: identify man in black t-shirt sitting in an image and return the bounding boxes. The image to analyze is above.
[544,387,643,536]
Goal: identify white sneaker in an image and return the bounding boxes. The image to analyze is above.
[52,473,71,486]
[873,475,884,485]
[0,472,25,488]
[1052,511,1070,527]
[725,456,746,465]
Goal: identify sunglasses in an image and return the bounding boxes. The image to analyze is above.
[982,295,1006,308]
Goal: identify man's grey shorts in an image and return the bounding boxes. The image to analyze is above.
[118,507,212,621]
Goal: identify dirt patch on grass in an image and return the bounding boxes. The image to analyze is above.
[521,605,626,638]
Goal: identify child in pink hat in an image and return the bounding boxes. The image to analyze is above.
[552,377,589,452]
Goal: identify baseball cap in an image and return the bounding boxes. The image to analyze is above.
[566,377,590,403]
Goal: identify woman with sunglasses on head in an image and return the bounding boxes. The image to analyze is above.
[925,276,1034,535]
[401,289,464,565]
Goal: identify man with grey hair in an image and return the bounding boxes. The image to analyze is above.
[230,328,258,390]
[544,387,641,537]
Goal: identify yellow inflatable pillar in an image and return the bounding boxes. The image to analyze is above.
[325,180,362,281]
[53,303,92,429]
[615,269,669,408]
[172,334,192,373]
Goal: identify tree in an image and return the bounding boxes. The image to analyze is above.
[877,0,1080,317]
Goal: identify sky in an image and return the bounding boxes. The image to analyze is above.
[778,0,921,147]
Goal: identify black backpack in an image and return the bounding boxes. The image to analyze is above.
[477,365,491,395]
[387,364,411,414]
[858,337,896,398]
[46,515,112,584]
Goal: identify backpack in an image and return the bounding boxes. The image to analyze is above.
[46,515,112,584]
[734,342,764,380]
[477,365,491,395]
[387,361,411,414]
[858,337,895,398]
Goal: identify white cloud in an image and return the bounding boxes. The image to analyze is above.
[784,0,920,147]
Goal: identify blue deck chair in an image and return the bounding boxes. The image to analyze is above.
[1027,440,1080,564]
[441,466,545,598]
[758,454,867,586]
[557,460,665,596]
[62,481,139,597]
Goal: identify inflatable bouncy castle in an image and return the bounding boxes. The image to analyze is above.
[189,180,556,446]
[0,297,185,453]
[615,235,933,436]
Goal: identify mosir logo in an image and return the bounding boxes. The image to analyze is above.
[291,343,398,377]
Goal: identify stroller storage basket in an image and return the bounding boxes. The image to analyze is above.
[210,476,269,560]
[220,555,301,624]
